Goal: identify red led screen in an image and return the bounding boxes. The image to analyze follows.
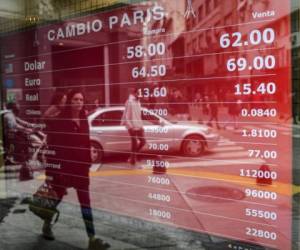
[1,1,293,249]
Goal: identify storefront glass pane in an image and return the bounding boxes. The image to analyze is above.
[0,0,299,249]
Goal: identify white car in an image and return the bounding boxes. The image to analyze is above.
[88,106,219,163]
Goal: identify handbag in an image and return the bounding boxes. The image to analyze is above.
[19,164,33,181]
[29,182,60,224]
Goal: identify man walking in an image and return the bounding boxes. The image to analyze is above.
[121,88,146,165]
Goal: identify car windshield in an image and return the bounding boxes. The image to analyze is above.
[92,110,123,126]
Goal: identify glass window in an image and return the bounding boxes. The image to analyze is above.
[92,111,123,126]
[142,112,160,125]
[205,0,213,15]
[198,5,203,22]
[0,1,299,250]
[214,0,220,8]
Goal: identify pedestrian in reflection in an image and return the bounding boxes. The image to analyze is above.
[207,93,220,129]
[43,91,67,146]
[42,91,67,120]
[193,92,203,124]
[193,92,202,104]
[44,89,110,250]
[168,88,176,116]
[202,94,209,116]
[223,98,242,130]
[89,96,103,114]
[42,91,67,169]
[121,88,146,166]
[1,102,36,165]
[2,102,36,133]
[173,89,188,121]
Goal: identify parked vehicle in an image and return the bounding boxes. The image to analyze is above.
[88,106,219,163]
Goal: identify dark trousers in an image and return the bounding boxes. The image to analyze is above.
[128,128,146,163]
[208,113,220,129]
[51,179,95,237]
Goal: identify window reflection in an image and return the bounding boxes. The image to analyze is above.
[0,0,299,250]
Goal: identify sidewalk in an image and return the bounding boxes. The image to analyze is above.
[0,181,208,250]
[0,196,134,250]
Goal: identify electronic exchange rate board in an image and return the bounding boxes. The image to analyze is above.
[1,1,293,249]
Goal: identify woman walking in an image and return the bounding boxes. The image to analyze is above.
[44,89,110,250]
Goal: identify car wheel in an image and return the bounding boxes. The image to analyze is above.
[91,141,103,164]
[182,135,205,157]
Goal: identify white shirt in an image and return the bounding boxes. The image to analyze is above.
[1,110,17,131]
[121,94,143,130]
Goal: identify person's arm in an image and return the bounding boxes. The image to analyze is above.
[42,105,58,118]
[4,112,17,130]
[82,117,92,165]
[121,101,128,126]
[121,100,133,129]
[16,117,35,133]
[125,101,134,129]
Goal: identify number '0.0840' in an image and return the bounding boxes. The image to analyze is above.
[241,108,277,117]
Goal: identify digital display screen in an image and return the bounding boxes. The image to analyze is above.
[1,0,294,249]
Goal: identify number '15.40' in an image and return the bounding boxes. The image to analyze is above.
[235,82,276,95]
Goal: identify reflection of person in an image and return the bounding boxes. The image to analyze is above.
[43,91,66,150]
[173,89,189,121]
[223,99,241,130]
[193,92,202,104]
[93,97,100,109]
[121,88,146,165]
[207,94,220,130]
[192,92,203,123]
[42,91,66,119]
[44,89,110,249]
[3,102,35,133]
[202,94,209,116]
[1,102,35,164]
[89,96,102,113]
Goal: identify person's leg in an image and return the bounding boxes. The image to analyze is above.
[42,184,65,240]
[136,129,146,152]
[215,114,220,129]
[76,187,95,237]
[207,113,213,126]
[233,115,237,129]
[136,129,146,161]
[76,186,110,249]
[222,115,230,129]
[128,129,137,164]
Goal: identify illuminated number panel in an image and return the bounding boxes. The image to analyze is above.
[0,1,295,249]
